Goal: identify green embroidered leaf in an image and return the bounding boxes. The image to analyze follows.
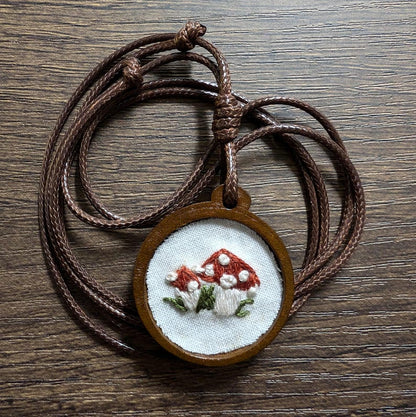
[196,285,215,313]
[163,297,187,312]
[235,298,254,317]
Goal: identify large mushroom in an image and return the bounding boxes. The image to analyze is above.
[198,249,260,316]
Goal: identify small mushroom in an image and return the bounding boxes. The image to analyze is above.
[166,266,200,292]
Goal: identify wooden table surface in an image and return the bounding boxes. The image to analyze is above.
[1,1,415,416]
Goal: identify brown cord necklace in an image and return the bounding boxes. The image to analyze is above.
[39,21,365,366]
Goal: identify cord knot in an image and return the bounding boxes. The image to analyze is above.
[174,20,207,52]
[212,94,242,143]
[122,57,143,89]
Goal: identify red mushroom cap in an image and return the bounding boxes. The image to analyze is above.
[198,249,260,291]
[167,266,200,292]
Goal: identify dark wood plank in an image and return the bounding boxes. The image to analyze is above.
[1,0,415,415]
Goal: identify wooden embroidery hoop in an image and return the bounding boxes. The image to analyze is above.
[133,186,294,366]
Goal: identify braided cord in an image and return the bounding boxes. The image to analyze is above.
[39,21,365,354]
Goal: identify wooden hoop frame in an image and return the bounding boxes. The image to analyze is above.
[133,186,294,366]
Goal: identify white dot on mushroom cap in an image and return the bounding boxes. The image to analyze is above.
[166,271,178,282]
[238,270,249,282]
[205,264,214,276]
[187,280,199,292]
[218,253,230,266]
[191,265,205,274]
[220,274,237,289]
[247,285,258,298]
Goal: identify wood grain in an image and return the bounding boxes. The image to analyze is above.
[1,0,415,415]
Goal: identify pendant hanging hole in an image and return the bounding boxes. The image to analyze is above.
[224,199,238,210]
[210,185,251,210]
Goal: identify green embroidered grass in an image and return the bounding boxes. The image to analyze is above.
[235,299,254,317]
[196,285,215,312]
[163,286,255,317]
[163,297,187,312]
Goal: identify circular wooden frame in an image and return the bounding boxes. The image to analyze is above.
[133,186,294,366]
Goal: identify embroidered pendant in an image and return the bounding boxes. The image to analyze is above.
[133,186,294,366]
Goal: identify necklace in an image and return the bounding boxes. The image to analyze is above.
[39,21,365,365]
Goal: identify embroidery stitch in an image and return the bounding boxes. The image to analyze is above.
[163,297,188,312]
[218,253,230,266]
[195,285,215,312]
[235,299,255,317]
[220,273,237,289]
[163,249,261,317]
[238,270,249,282]
[204,264,215,277]
[214,286,243,316]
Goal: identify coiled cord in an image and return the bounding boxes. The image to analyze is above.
[39,21,365,354]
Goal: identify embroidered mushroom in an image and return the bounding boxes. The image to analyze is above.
[198,249,260,316]
[164,266,201,311]
[199,249,259,289]
[164,249,260,317]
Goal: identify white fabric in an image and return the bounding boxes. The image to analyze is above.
[146,218,283,355]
